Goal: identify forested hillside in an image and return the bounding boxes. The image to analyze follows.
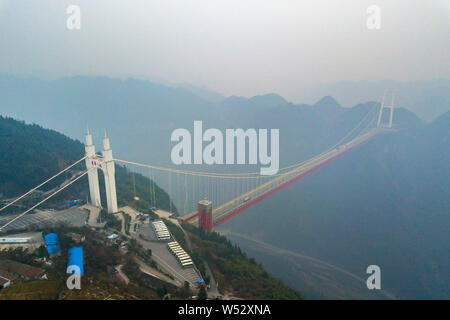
[0,116,84,197]
[183,223,304,300]
[0,116,174,213]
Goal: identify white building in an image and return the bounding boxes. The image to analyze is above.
[0,237,30,244]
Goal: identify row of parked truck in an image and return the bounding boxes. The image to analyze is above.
[167,241,194,268]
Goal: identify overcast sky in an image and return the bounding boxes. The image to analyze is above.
[0,0,448,101]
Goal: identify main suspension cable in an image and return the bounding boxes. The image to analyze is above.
[0,169,91,232]
[0,156,87,212]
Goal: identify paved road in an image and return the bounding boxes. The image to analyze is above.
[135,257,181,287]
[84,205,105,228]
[154,209,180,226]
[203,261,221,299]
[115,264,130,285]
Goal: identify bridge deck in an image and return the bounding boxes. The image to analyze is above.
[184,128,388,228]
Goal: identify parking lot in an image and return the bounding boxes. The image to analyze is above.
[0,207,89,233]
[134,222,201,288]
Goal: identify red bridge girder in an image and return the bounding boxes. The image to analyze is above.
[182,212,199,223]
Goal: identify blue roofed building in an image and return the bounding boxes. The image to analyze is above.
[44,233,61,255]
[67,247,83,275]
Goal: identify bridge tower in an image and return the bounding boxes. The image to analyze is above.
[85,130,101,207]
[377,91,395,128]
[198,199,213,231]
[102,132,118,213]
[84,130,118,213]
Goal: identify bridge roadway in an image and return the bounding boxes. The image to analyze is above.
[186,127,388,228]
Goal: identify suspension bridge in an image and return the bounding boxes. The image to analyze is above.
[0,93,396,233]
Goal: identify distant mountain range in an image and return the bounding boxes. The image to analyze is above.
[177,79,450,122]
[0,75,443,168]
[290,79,449,122]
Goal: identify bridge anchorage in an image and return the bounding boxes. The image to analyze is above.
[85,130,118,213]
[197,200,213,231]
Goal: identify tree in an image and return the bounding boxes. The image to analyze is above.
[198,286,207,300]
[36,245,49,258]
[177,281,191,299]
[157,286,167,298]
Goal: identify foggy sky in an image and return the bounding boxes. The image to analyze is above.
[0,0,448,102]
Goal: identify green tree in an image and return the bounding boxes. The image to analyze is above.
[156,286,167,298]
[198,286,207,300]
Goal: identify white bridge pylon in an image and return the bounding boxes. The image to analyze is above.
[85,130,118,213]
[377,90,395,128]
